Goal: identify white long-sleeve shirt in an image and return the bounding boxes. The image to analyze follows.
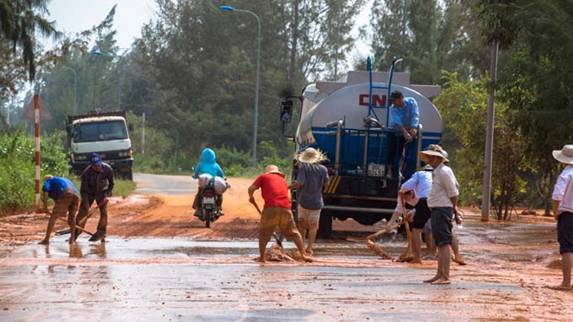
[427,163,459,208]
[552,165,573,214]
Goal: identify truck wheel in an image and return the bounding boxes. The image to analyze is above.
[318,212,333,239]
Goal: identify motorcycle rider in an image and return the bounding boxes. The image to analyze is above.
[193,148,227,215]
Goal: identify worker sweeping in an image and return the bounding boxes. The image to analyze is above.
[248,165,313,263]
[38,175,80,245]
[75,153,114,242]
[366,190,417,260]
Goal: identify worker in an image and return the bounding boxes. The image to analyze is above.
[400,164,434,264]
[549,144,573,291]
[75,153,114,242]
[193,148,227,215]
[38,175,80,245]
[427,144,466,265]
[366,190,417,260]
[290,147,330,255]
[420,146,459,285]
[248,165,313,263]
[387,90,420,178]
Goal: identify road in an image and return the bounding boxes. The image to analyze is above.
[134,173,197,195]
[0,173,571,321]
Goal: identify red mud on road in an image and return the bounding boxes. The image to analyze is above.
[0,177,572,320]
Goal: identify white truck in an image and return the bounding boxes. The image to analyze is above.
[66,111,134,180]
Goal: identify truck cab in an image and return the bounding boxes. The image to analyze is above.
[283,61,442,237]
[67,111,134,180]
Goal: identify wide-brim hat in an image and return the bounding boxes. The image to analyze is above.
[296,147,328,164]
[553,145,573,165]
[420,149,449,163]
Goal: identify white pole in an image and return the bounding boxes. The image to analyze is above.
[481,40,499,222]
[33,90,41,208]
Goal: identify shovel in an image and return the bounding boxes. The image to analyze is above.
[250,199,283,248]
[396,208,415,262]
[48,211,95,236]
[56,198,108,236]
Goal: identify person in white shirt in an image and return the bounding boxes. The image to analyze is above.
[400,164,433,263]
[365,190,417,260]
[550,145,573,291]
[420,147,459,285]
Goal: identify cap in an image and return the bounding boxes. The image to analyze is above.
[390,90,403,101]
[90,153,103,165]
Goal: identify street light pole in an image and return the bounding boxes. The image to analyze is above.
[481,40,499,222]
[62,66,78,114]
[220,6,261,168]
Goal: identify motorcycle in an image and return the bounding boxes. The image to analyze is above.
[195,177,225,228]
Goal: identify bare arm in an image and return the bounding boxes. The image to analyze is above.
[289,181,302,190]
[553,200,561,220]
[248,185,258,204]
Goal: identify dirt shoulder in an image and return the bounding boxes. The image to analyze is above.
[0,177,262,245]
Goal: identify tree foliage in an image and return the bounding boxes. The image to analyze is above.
[0,0,59,80]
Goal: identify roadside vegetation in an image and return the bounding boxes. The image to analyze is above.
[1,1,573,219]
[0,129,136,216]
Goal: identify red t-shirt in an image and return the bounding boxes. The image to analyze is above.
[251,173,292,209]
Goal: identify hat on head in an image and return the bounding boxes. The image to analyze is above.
[390,90,403,101]
[420,148,449,163]
[553,145,573,165]
[90,153,102,165]
[264,165,283,175]
[296,147,328,165]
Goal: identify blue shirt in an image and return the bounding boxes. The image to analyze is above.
[297,164,329,210]
[390,97,420,129]
[400,170,432,199]
[43,177,78,200]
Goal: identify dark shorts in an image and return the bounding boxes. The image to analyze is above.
[557,212,573,254]
[431,207,453,246]
[411,198,431,229]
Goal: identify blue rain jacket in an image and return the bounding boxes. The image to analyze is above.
[194,148,225,178]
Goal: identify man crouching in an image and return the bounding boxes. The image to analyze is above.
[38,175,80,245]
[248,165,313,263]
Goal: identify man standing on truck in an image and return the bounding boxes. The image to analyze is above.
[75,153,114,242]
[38,175,80,245]
[290,148,329,255]
[420,147,459,285]
[387,90,420,178]
[248,165,313,263]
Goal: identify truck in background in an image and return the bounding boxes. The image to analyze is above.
[66,110,134,180]
[281,58,443,237]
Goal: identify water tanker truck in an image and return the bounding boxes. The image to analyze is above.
[281,58,443,237]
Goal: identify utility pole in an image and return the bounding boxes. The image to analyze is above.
[400,0,408,70]
[481,40,500,222]
[141,112,146,155]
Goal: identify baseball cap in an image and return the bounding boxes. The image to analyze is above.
[90,153,103,165]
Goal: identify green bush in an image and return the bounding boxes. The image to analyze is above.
[0,129,68,214]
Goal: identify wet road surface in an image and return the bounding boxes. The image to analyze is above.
[0,235,564,322]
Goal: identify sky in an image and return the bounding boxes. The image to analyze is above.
[46,0,371,68]
[46,0,158,49]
